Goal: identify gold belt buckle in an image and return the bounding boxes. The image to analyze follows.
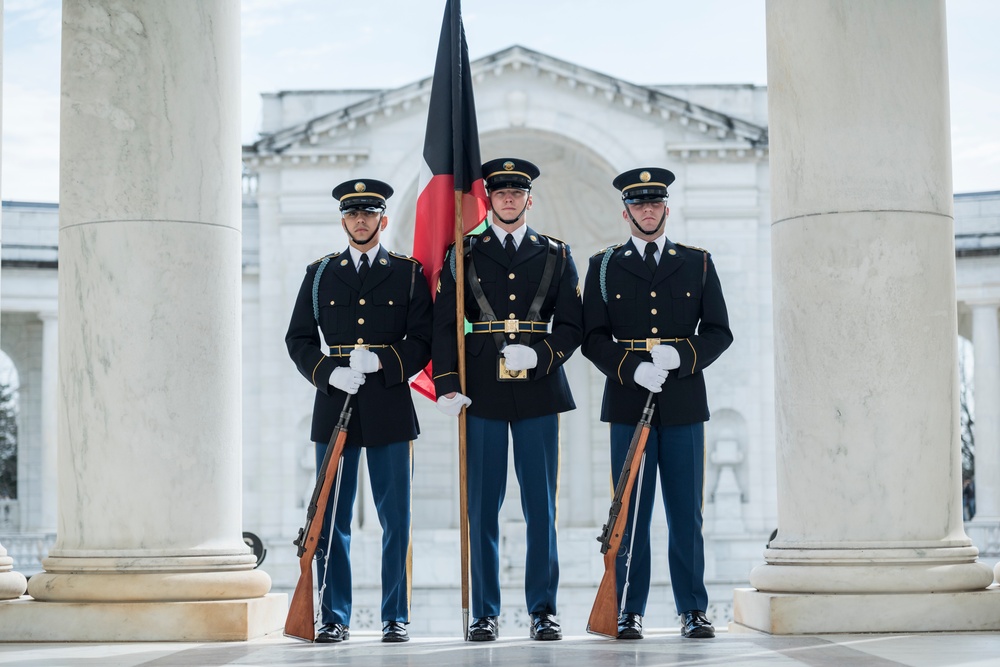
[504,318,519,334]
[645,337,661,351]
[354,343,369,351]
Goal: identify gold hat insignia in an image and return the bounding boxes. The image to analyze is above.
[503,161,515,171]
[639,171,651,182]
[354,182,366,192]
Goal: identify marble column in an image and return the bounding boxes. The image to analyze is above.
[0,0,28,604]
[967,302,1000,560]
[0,0,284,640]
[734,0,998,634]
[37,312,58,532]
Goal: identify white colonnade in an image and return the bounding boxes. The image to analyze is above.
[0,0,284,640]
[734,0,999,633]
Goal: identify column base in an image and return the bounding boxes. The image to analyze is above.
[0,572,27,601]
[733,586,1000,634]
[0,593,287,641]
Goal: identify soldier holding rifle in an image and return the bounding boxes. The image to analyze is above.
[582,167,732,639]
[433,158,583,641]
[285,179,432,643]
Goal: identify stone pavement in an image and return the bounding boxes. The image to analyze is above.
[3,629,1000,666]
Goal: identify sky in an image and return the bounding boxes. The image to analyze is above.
[1,0,998,203]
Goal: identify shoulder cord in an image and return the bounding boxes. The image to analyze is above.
[599,246,615,303]
[312,257,332,324]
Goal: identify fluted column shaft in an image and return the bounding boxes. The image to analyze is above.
[971,303,1000,519]
[752,0,991,595]
[0,0,28,602]
[28,0,268,602]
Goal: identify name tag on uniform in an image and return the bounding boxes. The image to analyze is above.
[497,356,529,381]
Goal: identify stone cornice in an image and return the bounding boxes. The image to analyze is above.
[243,44,769,165]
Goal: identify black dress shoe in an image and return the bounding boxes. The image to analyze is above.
[316,622,350,643]
[617,612,643,640]
[382,620,409,643]
[469,616,498,641]
[680,610,715,639]
[529,612,562,641]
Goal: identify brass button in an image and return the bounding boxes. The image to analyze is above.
[357,338,364,344]
[509,273,516,279]
[509,313,516,319]
[329,300,335,305]
[616,294,621,299]
[651,327,659,334]
[358,318,365,325]
[686,292,691,297]
[508,334,516,340]
[650,291,656,298]
[389,300,394,305]
[651,308,658,315]
[509,294,516,301]
[359,298,366,305]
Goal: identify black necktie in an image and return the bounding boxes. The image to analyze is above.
[644,242,658,275]
[504,234,517,260]
[358,253,370,283]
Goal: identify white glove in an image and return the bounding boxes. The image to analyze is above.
[436,392,472,416]
[350,347,381,373]
[651,344,680,371]
[633,362,668,393]
[501,344,538,371]
[330,367,366,394]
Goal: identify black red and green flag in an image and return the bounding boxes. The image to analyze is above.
[411,0,488,400]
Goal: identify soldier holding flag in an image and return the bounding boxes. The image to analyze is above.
[433,159,583,641]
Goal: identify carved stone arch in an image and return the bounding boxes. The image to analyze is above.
[389,128,631,261]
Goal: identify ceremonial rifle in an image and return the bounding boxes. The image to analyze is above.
[587,392,656,637]
[284,395,353,642]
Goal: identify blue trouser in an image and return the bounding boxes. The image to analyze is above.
[610,421,707,615]
[315,440,412,625]
[466,413,560,618]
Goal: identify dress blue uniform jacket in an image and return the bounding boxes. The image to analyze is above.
[286,246,433,446]
[432,225,583,420]
[582,237,732,425]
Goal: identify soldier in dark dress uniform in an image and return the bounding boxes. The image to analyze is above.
[433,158,583,641]
[285,178,432,644]
[582,167,732,640]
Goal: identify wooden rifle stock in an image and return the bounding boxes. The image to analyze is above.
[587,393,656,637]
[284,395,353,642]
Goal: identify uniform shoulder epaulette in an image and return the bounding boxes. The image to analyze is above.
[309,251,341,266]
[676,242,708,253]
[541,232,567,245]
[389,250,420,264]
[591,243,622,257]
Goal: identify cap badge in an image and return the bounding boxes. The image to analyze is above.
[503,161,515,171]
[640,171,651,183]
[354,182,366,192]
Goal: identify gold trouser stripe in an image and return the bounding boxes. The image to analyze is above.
[543,340,555,374]
[554,414,561,530]
[406,440,413,621]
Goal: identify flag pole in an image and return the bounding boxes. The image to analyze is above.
[455,190,470,641]
[450,0,471,641]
